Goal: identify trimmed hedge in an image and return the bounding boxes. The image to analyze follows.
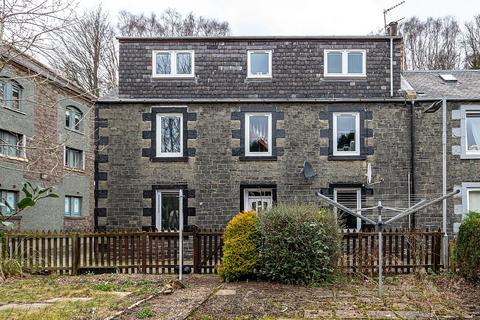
[456,212,480,283]
[257,204,341,285]
[218,211,260,281]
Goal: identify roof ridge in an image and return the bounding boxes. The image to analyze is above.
[404,69,480,73]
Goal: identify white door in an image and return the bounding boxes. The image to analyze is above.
[244,189,273,212]
[155,190,183,230]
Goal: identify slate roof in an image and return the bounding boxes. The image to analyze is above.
[1,45,97,102]
[403,70,480,99]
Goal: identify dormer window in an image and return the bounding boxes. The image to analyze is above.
[324,50,366,77]
[152,50,194,78]
[247,50,272,78]
[65,106,83,132]
[0,77,22,111]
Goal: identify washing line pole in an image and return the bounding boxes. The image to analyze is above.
[179,189,184,281]
[377,202,384,296]
[316,188,460,296]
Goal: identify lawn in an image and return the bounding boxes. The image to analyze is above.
[0,273,174,320]
[1,273,479,319]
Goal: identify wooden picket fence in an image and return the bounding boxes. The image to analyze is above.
[341,228,443,275]
[0,228,442,276]
[0,228,223,275]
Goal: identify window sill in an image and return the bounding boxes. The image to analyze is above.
[461,151,480,159]
[65,127,85,135]
[151,75,195,80]
[328,155,367,161]
[323,74,367,79]
[2,106,26,115]
[240,156,277,161]
[246,76,272,81]
[64,215,85,220]
[150,156,189,162]
[0,154,28,162]
[64,167,86,173]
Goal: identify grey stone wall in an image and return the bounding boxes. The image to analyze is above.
[118,37,402,99]
[96,102,416,230]
[414,101,480,234]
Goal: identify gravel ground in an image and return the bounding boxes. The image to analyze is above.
[117,275,221,320]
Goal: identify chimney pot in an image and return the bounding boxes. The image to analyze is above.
[388,21,398,36]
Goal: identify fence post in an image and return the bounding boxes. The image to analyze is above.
[434,230,441,273]
[71,234,79,275]
[192,226,200,274]
[141,232,147,274]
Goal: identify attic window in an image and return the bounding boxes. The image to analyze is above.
[439,74,457,82]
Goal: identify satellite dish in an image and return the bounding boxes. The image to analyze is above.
[302,161,316,179]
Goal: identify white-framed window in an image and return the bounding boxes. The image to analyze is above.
[467,189,480,213]
[334,188,362,230]
[64,147,84,170]
[0,129,26,159]
[244,188,273,212]
[155,189,182,230]
[152,50,194,77]
[156,113,183,157]
[0,77,22,111]
[245,113,272,157]
[465,112,480,155]
[64,196,81,216]
[333,112,360,156]
[65,106,83,132]
[247,50,272,78]
[0,190,18,215]
[324,50,366,77]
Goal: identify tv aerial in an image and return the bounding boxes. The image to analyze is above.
[383,1,405,35]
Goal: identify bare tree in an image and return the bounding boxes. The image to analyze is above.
[400,16,462,70]
[50,5,117,96]
[117,8,230,37]
[0,0,76,62]
[463,14,480,69]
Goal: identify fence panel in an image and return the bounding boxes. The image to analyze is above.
[341,228,443,275]
[0,228,441,276]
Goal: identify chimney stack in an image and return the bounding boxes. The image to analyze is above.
[388,21,398,36]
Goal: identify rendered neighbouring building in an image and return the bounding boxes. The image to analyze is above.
[0,47,96,230]
[95,31,480,234]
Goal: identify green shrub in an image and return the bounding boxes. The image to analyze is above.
[218,211,260,281]
[257,203,342,286]
[456,212,480,283]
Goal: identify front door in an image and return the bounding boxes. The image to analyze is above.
[155,190,183,230]
[244,188,273,212]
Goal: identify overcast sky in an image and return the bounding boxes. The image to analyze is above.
[80,0,479,35]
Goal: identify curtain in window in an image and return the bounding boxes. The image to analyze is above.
[0,130,21,157]
[467,115,480,151]
[249,115,269,152]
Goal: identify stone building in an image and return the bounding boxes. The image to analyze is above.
[403,70,480,233]
[95,33,480,234]
[0,47,96,230]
